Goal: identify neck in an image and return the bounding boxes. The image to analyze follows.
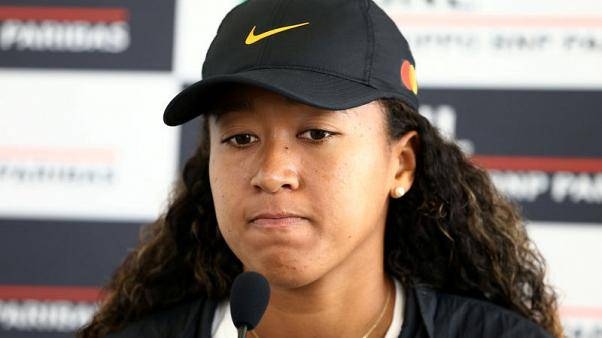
[251,269,394,338]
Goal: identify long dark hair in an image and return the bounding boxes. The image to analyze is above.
[78,99,563,338]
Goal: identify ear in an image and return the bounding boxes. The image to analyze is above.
[389,130,419,199]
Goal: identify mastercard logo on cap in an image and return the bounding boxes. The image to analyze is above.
[401,60,418,95]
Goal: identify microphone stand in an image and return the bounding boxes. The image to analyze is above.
[237,325,248,338]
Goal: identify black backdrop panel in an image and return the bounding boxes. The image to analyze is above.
[0,219,141,286]
[419,89,601,157]
[0,219,142,338]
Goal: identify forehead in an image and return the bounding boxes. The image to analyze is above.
[208,84,308,118]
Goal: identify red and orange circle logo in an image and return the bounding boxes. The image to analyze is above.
[401,60,418,95]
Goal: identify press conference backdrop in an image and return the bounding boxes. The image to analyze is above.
[0,0,600,337]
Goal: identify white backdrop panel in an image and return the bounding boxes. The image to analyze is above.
[0,71,181,222]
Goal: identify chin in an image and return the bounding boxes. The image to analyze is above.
[244,254,321,290]
[263,271,312,290]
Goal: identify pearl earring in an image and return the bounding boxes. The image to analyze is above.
[392,187,405,198]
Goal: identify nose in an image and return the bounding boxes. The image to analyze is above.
[250,141,300,193]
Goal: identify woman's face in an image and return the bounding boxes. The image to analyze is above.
[208,86,414,289]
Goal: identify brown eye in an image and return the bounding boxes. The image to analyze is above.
[223,134,258,147]
[299,129,335,141]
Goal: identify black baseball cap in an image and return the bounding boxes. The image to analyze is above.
[163,0,418,126]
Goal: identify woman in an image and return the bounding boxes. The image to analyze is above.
[79,0,563,337]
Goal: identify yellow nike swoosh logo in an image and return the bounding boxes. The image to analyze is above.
[245,22,309,45]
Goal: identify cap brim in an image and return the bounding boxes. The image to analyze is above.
[163,68,416,126]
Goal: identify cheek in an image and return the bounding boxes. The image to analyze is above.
[209,153,245,237]
[309,145,391,236]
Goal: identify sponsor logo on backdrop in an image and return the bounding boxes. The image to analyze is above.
[0,300,96,332]
[407,25,602,54]
[0,146,115,185]
[487,166,602,205]
[0,285,99,332]
[425,106,602,207]
[418,88,602,223]
[0,1,175,70]
[422,105,602,206]
[0,6,129,53]
[376,0,602,87]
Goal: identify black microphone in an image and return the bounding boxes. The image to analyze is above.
[230,271,271,338]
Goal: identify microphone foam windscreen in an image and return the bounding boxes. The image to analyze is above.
[230,271,271,330]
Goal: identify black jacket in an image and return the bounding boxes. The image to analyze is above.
[107,286,552,337]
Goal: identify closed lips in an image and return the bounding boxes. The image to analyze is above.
[250,213,306,222]
[249,213,309,228]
